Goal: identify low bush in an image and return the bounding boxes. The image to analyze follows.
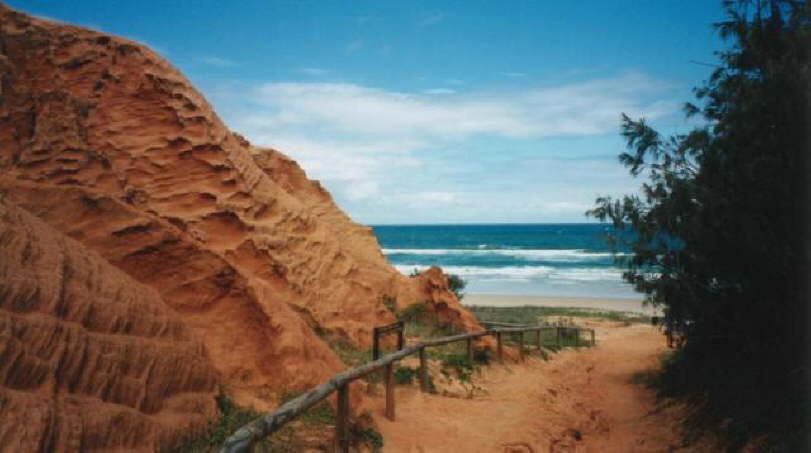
[394,366,416,385]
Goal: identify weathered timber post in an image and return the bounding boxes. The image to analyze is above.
[536,329,542,352]
[397,321,405,351]
[466,338,474,364]
[334,384,350,453]
[419,347,429,393]
[372,327,381,360]
[519,331,525,362]
[496,332,503,363]
[591,329,595,346]
[385,363,395,421]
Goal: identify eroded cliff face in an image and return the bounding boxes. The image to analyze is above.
[0,2,485,417]
[0,197,219,451]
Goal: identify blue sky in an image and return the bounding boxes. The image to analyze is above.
[11,1,727,224]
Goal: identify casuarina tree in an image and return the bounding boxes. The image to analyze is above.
[588,0,809,448]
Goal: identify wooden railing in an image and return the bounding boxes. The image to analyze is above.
[220,325,595,453]
[372,320,404,360]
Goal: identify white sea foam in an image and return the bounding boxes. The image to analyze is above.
[394,265,624,282]
[383,248,622,262]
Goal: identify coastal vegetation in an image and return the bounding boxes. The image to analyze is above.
[588,0,809,448]
[447,273,467,301]
[467,304,651,326]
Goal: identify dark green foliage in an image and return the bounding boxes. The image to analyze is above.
[174,395,266,452]
[440,354,474,382]
[397,303,425,323]
[473,347,491,365]
[446,273,467,300]
[394,366,417,385]
[381,295,397,315]
[352,426,384,451]
[588,1,809,448]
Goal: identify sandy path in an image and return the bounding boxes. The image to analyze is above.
[366,322,685,452]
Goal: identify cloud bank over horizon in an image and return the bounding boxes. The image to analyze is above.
[211,72,684,224]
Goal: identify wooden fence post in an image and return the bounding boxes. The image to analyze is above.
[419,347,429,393]
[536,329,542,352]
[334,384,350,453]
[496,332,503,363]
[466,338,473,364]
[519,331,525,362]
[385,363,395,421]
[591,329,595,346]
[397,321,405,351]
[372,327,380,360]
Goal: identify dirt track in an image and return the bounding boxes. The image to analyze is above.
[367,322,690,452]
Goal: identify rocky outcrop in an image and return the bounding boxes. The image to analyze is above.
[0,1,485,419]
[0,197,219,451]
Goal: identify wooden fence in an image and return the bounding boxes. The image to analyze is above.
[220,324,595,453]
[372,320,404,360]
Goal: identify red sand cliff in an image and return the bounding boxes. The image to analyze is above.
[0,4,486,448]
[0,197,219,451]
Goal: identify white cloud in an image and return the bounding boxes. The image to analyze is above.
[423,88,456,95]
[418,11,446,26]
[200,56,238,67]
[298,67,329,76]
[32,14,64,23]
[244,73,675,141]
[408,191,458,204]
[218,72,679,221]
[345,39,364,55]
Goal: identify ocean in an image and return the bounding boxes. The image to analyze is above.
[372,223,639,300]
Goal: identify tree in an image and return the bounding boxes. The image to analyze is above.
[447,273,467,301]
[588,1,809,448]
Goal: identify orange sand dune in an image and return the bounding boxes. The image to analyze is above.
[365,322,708,452]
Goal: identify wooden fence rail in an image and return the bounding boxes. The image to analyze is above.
[372,320,405,360]
[220,325,594,453]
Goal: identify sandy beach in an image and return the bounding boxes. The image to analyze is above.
[464,293,659,315]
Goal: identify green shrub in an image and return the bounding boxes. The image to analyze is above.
[398,303,425,322]
[381,295,397,315]
[473,347,491,365]
[441,354,474,382]
[174,395,266,452]
[353,427,384,451]
[446,273,467,301]
[394,366,416,385]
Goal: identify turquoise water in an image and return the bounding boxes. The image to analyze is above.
[371,223,638,299]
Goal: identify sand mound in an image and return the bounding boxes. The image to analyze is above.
[0,1,482,415]
[0,197,219,451]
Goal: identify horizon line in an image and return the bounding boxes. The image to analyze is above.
[367,221,607,227]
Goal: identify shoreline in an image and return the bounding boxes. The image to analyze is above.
[463,293,658,315]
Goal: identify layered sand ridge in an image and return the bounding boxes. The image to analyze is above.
[0,197,219,451]
[0,1,483,432]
